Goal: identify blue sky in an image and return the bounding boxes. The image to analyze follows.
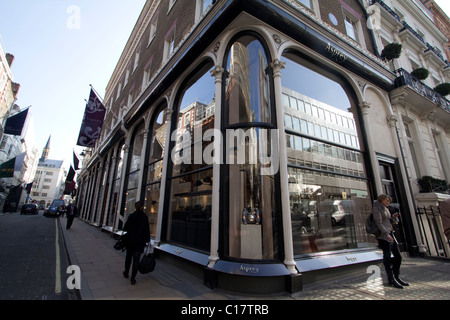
[0,0,146,166]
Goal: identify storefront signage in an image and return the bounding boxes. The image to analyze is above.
[325,42,348,63]
[239,265,259,274]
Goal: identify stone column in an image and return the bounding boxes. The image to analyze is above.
[271,59,297,274]
[360,101,383,195]
[207,66,224,268]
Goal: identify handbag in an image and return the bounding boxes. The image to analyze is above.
[139,246,156,274]
[365,213,380,236]
[113,234,127,251]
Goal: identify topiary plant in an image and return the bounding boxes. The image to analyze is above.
[411,67,429,80]
[417,176,449,193]
[434,83,450,96]
[381,43,403,61]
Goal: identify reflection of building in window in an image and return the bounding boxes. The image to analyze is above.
[344,16,359,42]
[283,86,361,156]
[282,86,374,255]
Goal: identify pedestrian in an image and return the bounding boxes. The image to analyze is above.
[66,202,78,230]
[440,198,450,241]
[372,194,409,289]
[122,201,150,285]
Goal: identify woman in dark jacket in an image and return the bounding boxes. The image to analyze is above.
[372,194,408,289]
[123,201,150,285]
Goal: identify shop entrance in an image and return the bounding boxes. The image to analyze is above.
[378,159,409,252]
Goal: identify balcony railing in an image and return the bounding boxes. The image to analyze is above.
[394,68,450,113]
[371,0,401,22]
[400,21,426,44]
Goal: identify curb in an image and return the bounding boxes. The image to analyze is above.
[58,217,93,300]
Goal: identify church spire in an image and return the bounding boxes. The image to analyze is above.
[40,135,51,162]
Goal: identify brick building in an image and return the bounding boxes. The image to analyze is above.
[77,0,450,293]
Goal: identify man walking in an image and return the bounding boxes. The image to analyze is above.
[66,202,78,230]
[123,201,150,285]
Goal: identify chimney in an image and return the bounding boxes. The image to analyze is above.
[11,82,20,98]
[5,53,15,67]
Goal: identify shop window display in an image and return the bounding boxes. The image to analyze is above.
[223,34,280,260]
[144,104,168,237]
[167,61,215,252]
[124,123,145,217]
[281,53,377,255]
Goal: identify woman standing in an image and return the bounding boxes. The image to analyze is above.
[372,194,409,289]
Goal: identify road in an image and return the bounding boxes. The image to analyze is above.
[0,211,79,300]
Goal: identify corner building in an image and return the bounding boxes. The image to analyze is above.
[77,0,449,293]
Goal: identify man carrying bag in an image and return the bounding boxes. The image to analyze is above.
[122,201,150,285]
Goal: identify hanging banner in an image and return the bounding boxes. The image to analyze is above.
[0,157,16,178]
[73,150,80,170]
[4,108,29,136]
[76,88,106,147]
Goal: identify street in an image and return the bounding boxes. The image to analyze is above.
[0,212,78,300]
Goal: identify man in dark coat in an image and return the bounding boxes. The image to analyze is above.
[123,201,150,285]
[66,202,78,230]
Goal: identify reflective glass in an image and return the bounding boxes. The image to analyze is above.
[281,53,376,255]
[225,35,272,124]
[224,35,278,260]
[168,63,215,252]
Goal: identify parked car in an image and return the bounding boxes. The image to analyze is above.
[44,199,66,217]
[21,203,39,215]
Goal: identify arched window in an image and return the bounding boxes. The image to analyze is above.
[143,103,168,237]
[123,122,145,217]
[281,52,376,255]
[222,33,280,261]
[112,141,125,229]
[167,61,215,252]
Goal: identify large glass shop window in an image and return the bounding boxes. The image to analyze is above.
[144,104,168,237]
[124,123,145,217]
[224,34,279,260]
[281,53,376,255]
[167,62,215,252]
[114,142,126,229]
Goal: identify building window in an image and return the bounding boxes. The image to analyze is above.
[281,52,375,255]
[403,121,422,179]
[296,0,312,9]
[133,48,140,72]
[124,68,130,86]
[344,16,359,42]
[140,104,167,237]
[223,33,280,260]
[113,143,125,226]
[168,0,177,13]
[164,25,176,61]
[116,83,122,100]
[148,11,159,46]
[123,123,145,217]
[142,57,153,92]
[433,133,449,180]
[167,61,215,252]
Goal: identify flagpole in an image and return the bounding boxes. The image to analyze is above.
[89,84,105,102]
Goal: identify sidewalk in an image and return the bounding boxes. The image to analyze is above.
[60,217,450,300]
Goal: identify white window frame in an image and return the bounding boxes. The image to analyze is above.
[164,26,176,62]
[168,0,177,13]
[148,11,159,47]
[133,49,140,73]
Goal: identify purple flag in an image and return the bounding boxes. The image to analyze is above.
[77,89,106,147]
